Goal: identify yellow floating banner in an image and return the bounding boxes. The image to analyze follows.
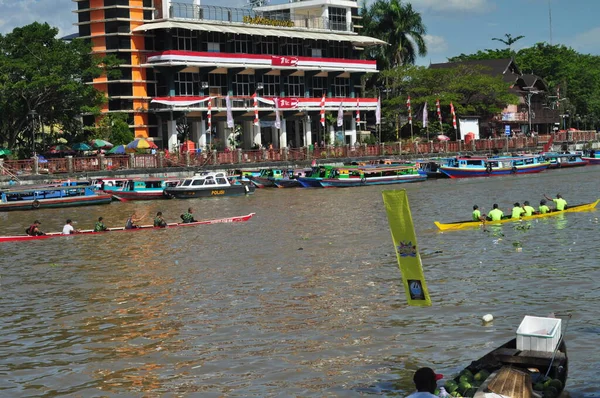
[382,190,432,306]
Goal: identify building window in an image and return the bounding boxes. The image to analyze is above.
[202,32,223,52]
[261,74,280,96]
[329,7,347,31]
[208,73,227,95]
[333,77,348,97]
[329,41,348,59]
[282,38,302,56]
[257,37,277,55]
[311,48,322,58]
[233,34,251,54]
[104,7,129,19]
[78,11,90,24]
[176,72,197,96]
[174,28,193,51]
[207,42,220,53]
[232,74,254,96]
[285,75,305,97]
[312,76,326,98]
[77,1,90,10]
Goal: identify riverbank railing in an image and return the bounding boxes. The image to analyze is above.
[1,132,598,177]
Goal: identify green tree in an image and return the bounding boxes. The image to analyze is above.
[0,22,111,156]
[492,33,525,50]
[361,0,427,70]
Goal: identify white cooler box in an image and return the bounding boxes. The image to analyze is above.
[516,316,562,352]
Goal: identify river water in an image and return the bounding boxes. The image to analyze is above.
[0,166,599,397]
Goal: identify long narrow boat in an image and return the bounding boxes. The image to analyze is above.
[582,149,600,165]
[111,177,180,201]
[319,166,426,187]
[447,337,568,398]
[439,155,549,178]
[434,199,599,231]
[542,152,588,169]
[0,213,255,243]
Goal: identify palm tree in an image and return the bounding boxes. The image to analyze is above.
[492,33,525,51]
[361,0,427,70]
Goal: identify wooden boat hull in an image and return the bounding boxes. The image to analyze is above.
[0,213,255,243]
[296,177,323,188]
[249,177,276,188]
[111,190,166,201]
[319,174,426,187]
[453,338,567,398]
[0,194,113,212]
[582,157,600,165]
[164,184,255,199]
[273,179,301,188]
[434,199,599,231]
[440,163,549,178]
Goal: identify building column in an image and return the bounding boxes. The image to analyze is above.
[304,114,312,148]
[279,118,288,148]
[191,120,202,148]
[216,121,226,150]
[167,119,178,152]
[243,120,253,150]
[349,117,357,146]
[294,120,301,147]
[271,125,279,148]
[198,120,207,149]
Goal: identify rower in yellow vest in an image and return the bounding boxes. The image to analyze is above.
[522,201,536,216]
[487,204,504,221]
[544,193,567,211]
[472,205,485,221]
[511,202,526,219]
[539,199,550,214]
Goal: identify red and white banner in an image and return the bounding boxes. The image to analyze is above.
[337,102,344,127]
[207,97,212,130]
[450,102,457,129]
[356,98,360,124]
[151,96,211,106]
[271,55,298,67]
[320,94,326,127]
[407,96,412,125]
[422,101,428,128]
[376,96,381,125]
[277,97,300,109]
[436,98,442,125]
[274,97,281,130]
[253,92,259,126]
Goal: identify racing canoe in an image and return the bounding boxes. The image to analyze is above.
[434,200,599,231]
[0,213,255,243]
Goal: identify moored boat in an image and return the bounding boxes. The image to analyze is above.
[111,177,180,201]
[582,149,600,165]
[541,152,588,169]
[164,171,255,199]
[0,185,113,211]
[434,199,599,231]
[417,159,450,179]
[439,155,549,178]
[0,213,255,243]
[319,165,426,187]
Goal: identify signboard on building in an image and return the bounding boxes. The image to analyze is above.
[271,56,298,67]
[277,98,299,109]
[505,125,511,136]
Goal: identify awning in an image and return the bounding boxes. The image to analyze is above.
[133,20,387,47]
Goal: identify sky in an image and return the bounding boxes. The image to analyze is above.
[1,0,600,65]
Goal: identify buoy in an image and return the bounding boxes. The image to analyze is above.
[482,314,494,323]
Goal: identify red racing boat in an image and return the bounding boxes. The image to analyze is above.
[0,213,255,243]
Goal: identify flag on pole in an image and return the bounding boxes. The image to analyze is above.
[274,97,281,130]
[226,95,234,128]
[355,98,360,124]
[337,101,344,127]
[252,92,259,126]
[320,94,326,127]
[407,96,412,125]
[556,86,560,108]
[436,98,442,125]
[422,101,428,128]
[382,189,432,307]
[207,97,212,131]
[376,96,381,125]
[450,102,457,129]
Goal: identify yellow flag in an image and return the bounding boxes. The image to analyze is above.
[382,190,432,306]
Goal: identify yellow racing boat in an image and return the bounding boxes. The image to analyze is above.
[434,199,599,231]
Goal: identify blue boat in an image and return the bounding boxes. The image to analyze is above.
[0,185,112,211]
[542,152,588,169]
[111,178,180,201]
[319,165,427,187]
[439,155,549,178]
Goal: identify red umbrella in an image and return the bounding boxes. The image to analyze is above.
[437,134,450,141]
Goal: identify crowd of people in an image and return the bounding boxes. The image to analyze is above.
[25,207,198,236]
[472,193,568,222]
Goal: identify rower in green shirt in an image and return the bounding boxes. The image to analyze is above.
[522,201,536,216]
[511,202,526,219]
[472,205,485,221]
[539,199,550,214]
[544,193,567,211]
[94,217,108,232]
[487,204,504,221]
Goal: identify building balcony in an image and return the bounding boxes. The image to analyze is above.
[169,2,353,32]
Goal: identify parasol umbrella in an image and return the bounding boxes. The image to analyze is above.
[126,138,158,152]
[48,144,72,153]
[72,142,92,151]
[107,144,126,154]
[0,148,12,156]
[437,134,451,141]
[90,139,114,149]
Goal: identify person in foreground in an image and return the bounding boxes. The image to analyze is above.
[544,193,567,211]
[125,212,144,229]
[472,205,485,221]
[407,367,444,398]
[522,200,536,216]
[487,203,504,221]
[94,217,108,232]
[511,202,525,219]
[154,211,167,228]
[539,199,550,214]
[180,208,196,223]
[26,220,45,236]
[62,219,80,235]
